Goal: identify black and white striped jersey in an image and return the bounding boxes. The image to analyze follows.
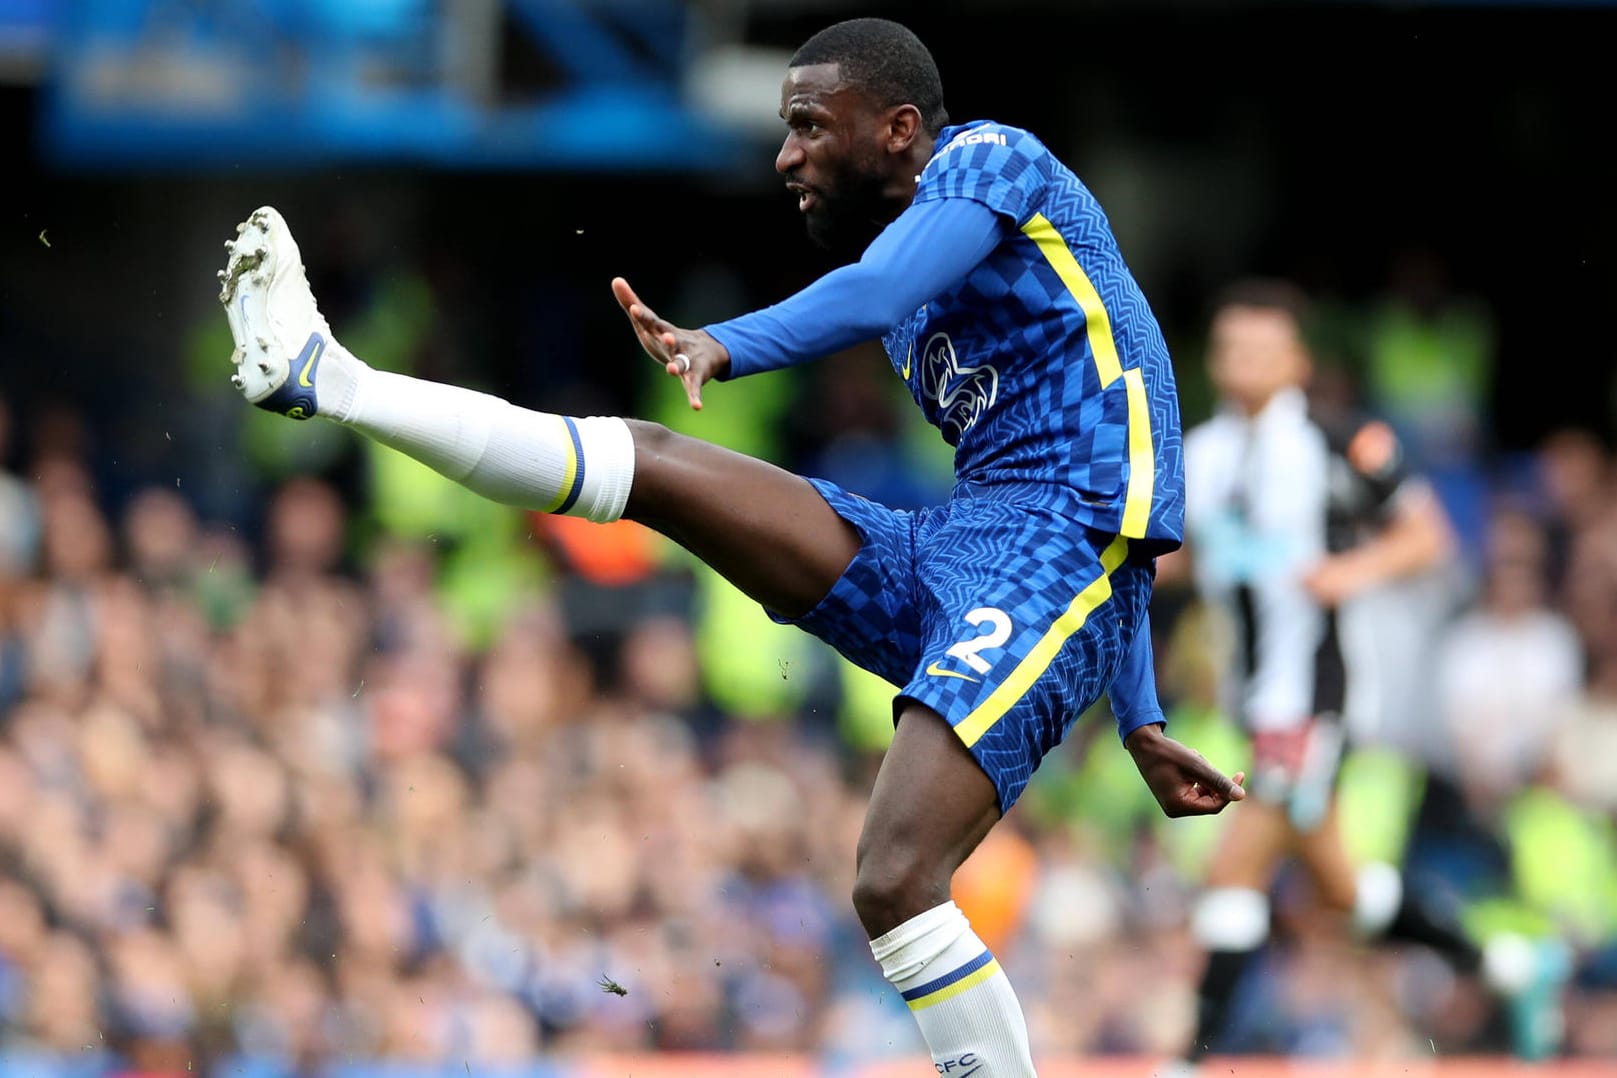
[1184,387,1411,732]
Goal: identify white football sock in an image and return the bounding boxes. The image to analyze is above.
[1352,861,1404,938]
[871,901,1036,1076]
[1192,887,1271,951]
[329,348,634,523]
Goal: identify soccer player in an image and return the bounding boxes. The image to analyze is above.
[1166,280,1568,1069]
[219,19,1244,1073]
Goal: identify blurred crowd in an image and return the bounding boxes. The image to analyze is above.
[2,242,1617,1077]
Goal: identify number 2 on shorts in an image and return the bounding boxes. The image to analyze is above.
[945,607,1013,674]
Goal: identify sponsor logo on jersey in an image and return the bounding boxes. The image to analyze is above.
[919,332,998,441]
[926,126,1010,169]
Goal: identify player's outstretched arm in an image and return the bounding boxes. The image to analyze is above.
[612,277,730,411]
[1124,723,1246,818]
[682,199,1003,384]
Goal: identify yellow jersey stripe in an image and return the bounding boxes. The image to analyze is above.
[539,414,580,514]
[955,535,1131,747]
[1021,213,1122,388]
[906,959,1004,1011]
[1121,367,1156,538]
[1021,212,1157,540]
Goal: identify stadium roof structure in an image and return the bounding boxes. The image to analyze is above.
[34,0,754,174]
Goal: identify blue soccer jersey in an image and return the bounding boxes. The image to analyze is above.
[888,120,1183,550]
[701,118,1182,790]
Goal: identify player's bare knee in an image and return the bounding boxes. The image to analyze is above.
[624,418,675,457]
[621,419,683,514]
[851,850,949,937]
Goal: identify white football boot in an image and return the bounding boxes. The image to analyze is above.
[218,206,356,420]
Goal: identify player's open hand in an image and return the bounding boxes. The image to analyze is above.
[611,277,730,411]
[1123,723,1246,818]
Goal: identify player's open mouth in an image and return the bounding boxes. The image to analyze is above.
[787,183,818,213]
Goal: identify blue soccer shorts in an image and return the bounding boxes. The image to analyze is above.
[772,478,1154,812]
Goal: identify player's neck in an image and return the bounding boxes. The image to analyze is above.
[1234,385,1303,419]
[891,137,938,207]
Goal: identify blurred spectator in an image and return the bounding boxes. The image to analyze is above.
[1362,248,1495,557]
[0,396,40,579]
[1364,248,1495,469]
[1436,508,1583,816]
[1533,428,1612,598]
[4,388,1617,1073]
[1545,508,1617,817]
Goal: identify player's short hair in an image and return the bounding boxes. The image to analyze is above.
[1212,278,1313,331]
[791,18,949,133]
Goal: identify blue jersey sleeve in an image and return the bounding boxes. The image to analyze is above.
[704,198,1003,379]
[912,122,1052,226]
[1109,614,1167,741]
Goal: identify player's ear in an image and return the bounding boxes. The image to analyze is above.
[887,104,923,153]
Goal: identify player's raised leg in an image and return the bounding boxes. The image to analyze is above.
[857,705,1035,1076]
[220,206,857,618]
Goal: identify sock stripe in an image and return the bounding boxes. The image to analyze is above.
[908,959,1001,1012]
[555,416,588,513]
[901,949,998,1010]
[874,905,1035,1069]
[539,415,583,514]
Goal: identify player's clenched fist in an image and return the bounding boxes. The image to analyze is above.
[611,277,731,411]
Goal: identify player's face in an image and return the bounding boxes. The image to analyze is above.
[1208,306,1310,414]
[777,63,895,257]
